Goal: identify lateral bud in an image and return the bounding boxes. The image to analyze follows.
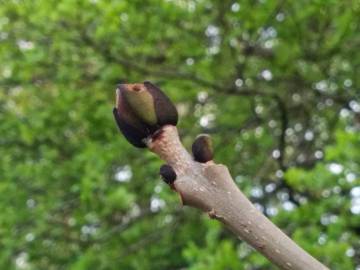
[113,82,178,148]
[192,134,213,163]
[159,164,177,184]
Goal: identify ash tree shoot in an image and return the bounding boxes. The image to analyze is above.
[113,81,329,270]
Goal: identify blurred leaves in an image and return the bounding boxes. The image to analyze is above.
[0,0,359,269]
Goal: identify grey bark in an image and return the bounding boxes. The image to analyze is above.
[148,125,328,270]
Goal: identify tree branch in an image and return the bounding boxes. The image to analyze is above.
[113,82,328,269]
[148,125,328,270]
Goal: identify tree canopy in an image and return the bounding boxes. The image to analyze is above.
[0,0,359,269]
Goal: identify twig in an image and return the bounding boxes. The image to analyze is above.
[113,82,329,270]
[148,125,328,270]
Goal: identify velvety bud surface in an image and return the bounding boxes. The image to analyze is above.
[192,134,213,163]
[159,164,177,184]
[144,81,178,126]
[113,82,178,148]
[121,84,157,126]
[113,108,147,148]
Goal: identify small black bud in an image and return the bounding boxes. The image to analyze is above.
[192,134,213,163]
[159,164,177,184]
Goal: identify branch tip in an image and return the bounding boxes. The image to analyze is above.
[113,81,178,148]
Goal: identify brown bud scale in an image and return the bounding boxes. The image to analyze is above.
[192,134,213,163]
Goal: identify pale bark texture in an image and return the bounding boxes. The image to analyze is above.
[148,125,328,270]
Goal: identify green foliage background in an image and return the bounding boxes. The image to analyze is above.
[0,0,359,269]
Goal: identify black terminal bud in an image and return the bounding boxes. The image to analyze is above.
[192,134,213,163]
[113,82,178,148]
